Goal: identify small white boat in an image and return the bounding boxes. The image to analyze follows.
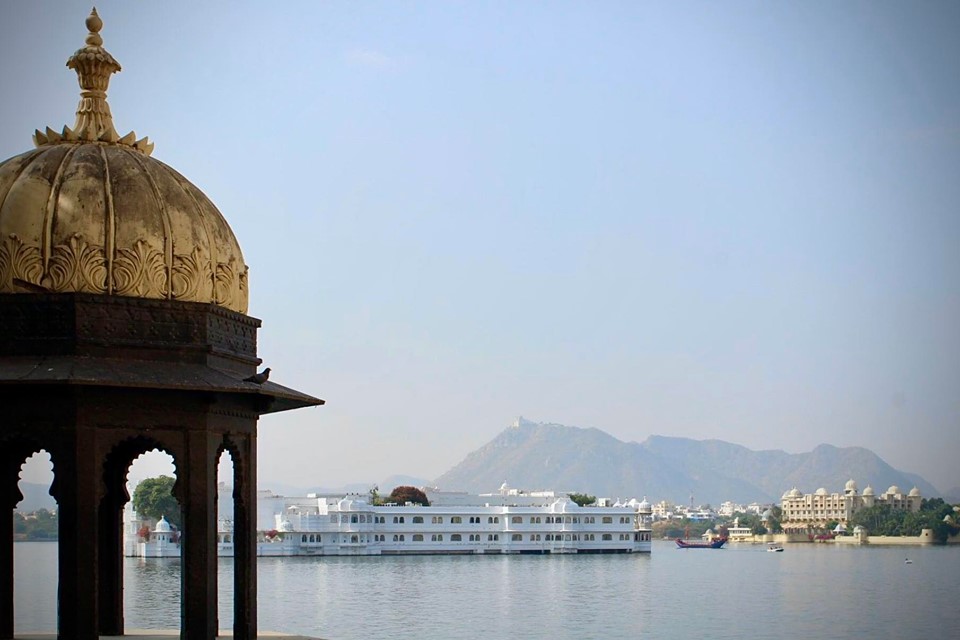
[904,558,912,564]
[767,545,784,552]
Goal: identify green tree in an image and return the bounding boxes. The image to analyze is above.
[652,519,714,540]
[132,475,181,528]
[14,509,58,540]
[368,485,384,506]
[388,485,430,506]
[13,513,25,535]
[568,493,597,507]
[766,515,782,533]
[850,504,887,534]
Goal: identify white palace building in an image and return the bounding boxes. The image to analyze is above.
[780,479,922,532]
[125,485,654,557]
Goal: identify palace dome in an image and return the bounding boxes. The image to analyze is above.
[863,486,875,496]
[0,10,248,313]
[154,516,172,533]
[908,487,920,497]
[844,479,858,493]
[887,485,901,496]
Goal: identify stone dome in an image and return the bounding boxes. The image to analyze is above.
[815,487,828,496]
[154,515,172,533]
[863,486,875,496]
[788,487,803,498]
[0,10,248,313]
[908,487,920,497]
[844,479,858,492]
[887,486,901,496]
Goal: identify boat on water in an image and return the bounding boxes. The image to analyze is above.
[675,537,727,549]
[767,544,784,552]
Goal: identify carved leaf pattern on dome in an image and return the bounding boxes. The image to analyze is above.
[113,239,167,298]
[171,246,210,301]
[214,259,238,310]
[0,233,246,311]
[238,266,248,313]
[47,233,107,293]
[0,234,44,289]
[239,266,248,295]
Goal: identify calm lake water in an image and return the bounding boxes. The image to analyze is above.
[14,541,960,639]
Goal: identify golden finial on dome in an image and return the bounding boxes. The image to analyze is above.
[33,7,154,155]
[85,7,104,46]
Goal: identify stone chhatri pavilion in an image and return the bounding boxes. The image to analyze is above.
[0,9,322,640]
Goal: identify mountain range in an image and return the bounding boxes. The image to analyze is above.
[433,420,940,505]
[16,421,942,512]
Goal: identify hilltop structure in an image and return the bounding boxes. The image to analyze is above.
[0,10,321,640]
[780,479,921,532]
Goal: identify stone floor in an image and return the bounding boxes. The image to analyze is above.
[15,631,321,640]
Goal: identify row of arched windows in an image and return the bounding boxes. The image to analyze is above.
[296,530,650,545]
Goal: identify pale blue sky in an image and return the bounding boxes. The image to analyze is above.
[3,2,959,493]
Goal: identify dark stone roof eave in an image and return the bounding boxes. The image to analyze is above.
[0,355,323,414]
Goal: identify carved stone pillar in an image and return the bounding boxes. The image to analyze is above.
[180,430,219,640]
[232,434,257,640]
[0,455,23,640]
[96,498,124,636]
[98,458,129,637]
[52,428,101,640]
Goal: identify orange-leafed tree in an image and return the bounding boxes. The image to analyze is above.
[388,485,430,506]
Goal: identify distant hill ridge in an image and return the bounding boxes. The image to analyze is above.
[434,420,940,505]
[16,482,56,513]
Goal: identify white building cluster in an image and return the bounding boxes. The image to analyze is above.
[646,500,767,522]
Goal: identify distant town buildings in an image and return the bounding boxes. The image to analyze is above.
[646,500,767,522]
[780,480,922,532]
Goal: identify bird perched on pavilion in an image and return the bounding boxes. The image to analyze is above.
[244,368,271,384]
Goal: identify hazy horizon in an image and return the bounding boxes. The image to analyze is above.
[15,418,956,498]
[4,2,959,494]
